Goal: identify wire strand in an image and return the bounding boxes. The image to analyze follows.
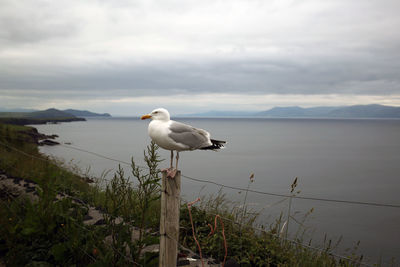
[181,173,400,208]
[1,138,400,209]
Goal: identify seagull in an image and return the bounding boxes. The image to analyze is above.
[141,108,226,178]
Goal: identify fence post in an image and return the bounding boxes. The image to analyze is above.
[159,170,181,267]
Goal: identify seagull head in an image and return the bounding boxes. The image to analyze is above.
[141,108,170,121]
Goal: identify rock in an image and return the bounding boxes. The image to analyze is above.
[94,219,106,225]
[83,207,104,225]
[177,259,190,266]
[0,174,39,201]
[46,134,59,139]
[141,244,159,254]
[83,214,93,221]
[39,139,60,146]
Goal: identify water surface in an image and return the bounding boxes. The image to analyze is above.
[34,117,400,264]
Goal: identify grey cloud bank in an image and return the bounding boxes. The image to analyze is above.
[1,0,400,114]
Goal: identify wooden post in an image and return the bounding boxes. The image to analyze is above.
[159,170,181,267]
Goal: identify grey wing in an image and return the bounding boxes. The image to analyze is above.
[168,121,211,149]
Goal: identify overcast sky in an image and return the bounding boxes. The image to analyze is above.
[1,0,400,115]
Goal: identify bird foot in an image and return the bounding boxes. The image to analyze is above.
[161,167,177,178]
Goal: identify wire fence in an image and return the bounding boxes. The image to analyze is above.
[53,142,400,209]
[2,135,400,209]
[0,136,397,266]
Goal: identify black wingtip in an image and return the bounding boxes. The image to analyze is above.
[200,139,226,150]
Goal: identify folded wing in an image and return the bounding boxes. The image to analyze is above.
[168,121,212,150]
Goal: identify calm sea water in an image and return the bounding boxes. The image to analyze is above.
[34,117,400,264]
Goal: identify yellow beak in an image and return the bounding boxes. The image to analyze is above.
[141,114,152,120]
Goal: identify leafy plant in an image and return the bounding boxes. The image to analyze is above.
[101,141,162,265]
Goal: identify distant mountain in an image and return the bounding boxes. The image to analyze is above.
[181,110,255,117]
[28,108,79,119]
[0,108,111,118]
[63,109,111,117]
[256,104,400,118]
[326,104,400,118]
[0,108,86,125]
[255,106,339,117]
[0,108,75,119]
[184,104,400,119]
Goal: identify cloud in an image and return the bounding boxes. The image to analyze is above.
[1,0,400,113]
[0,1,80,44]
[1,57,399,95]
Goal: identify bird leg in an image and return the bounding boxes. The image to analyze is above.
[162,150,177,178]
[170,150,174,169]
[166,151,179,178]
[175,151,179,170]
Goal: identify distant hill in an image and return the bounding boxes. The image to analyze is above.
[185,104,400,118]
[255,106,339,117]
[0,108,75,119]
[256,104,400,118]
[0,108,85,125]
[180,110,255,117]
[63,109,111,117]
[28,108,80,119]
[326,104,400,118]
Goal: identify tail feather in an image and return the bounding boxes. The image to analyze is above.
[200,139,226,150]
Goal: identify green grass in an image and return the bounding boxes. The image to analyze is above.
[178,191,366,267]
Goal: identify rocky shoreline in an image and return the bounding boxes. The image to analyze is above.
[18,126,60,146]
